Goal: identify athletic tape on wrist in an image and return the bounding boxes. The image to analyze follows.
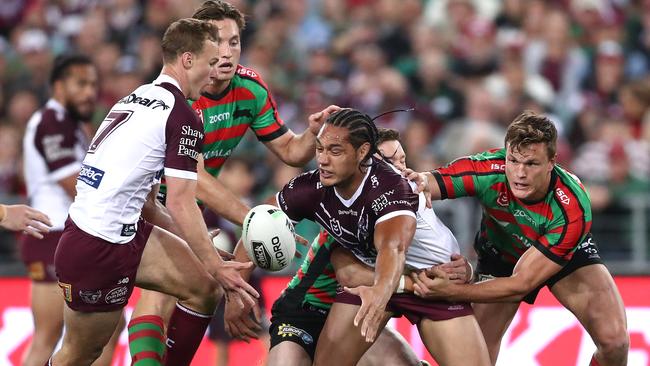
[396,275,406,293]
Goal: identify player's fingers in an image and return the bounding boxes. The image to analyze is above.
[238,279,260,299]
[295,234,309,246]
[29,221,51,234]
[413,283,423,297]
[237,286,259,308]
[252,303,262,323]
[224,321,233,337]
[28,210,52,227]
[230,260,255,270]
[23,226,44,239]
[354,302,370,328]
[343,286,360,296]
[208,229,221,240]
[424,267,447,279]
[217,248,235,260]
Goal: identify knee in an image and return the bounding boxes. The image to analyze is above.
[185,276,223,308]
[594,326,629,358]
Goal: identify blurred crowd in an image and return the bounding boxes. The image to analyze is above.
[1,0,650,266]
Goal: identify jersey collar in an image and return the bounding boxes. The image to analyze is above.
[153,74,182,93]
[45,98,66,121]
[200,81,232,100]
[334,163,372,208]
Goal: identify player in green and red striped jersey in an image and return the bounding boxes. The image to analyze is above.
[126,2,340,364]
[409,111,628,366]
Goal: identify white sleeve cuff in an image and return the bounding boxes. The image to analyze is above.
[164,167,197,180]
[375,210,416,226]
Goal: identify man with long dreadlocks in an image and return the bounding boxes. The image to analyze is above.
[265,109,488,366]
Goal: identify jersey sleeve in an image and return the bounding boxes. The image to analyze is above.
[372,174,419,226]
[432,150,505,200]
[534,192,591,265]
[276,170,319,223]
[239,67,288,142]
[164,105,204,180]
[34,113,81,181]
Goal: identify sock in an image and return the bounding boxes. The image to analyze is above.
[128,315,166,365]
[164,302,213,366]
[590,355,602,366]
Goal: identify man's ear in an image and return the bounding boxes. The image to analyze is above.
[357,142,370,163]
[181,52,193,69]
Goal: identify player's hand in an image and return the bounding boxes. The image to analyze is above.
[411,267,451,299]
[403,169,431,208]
[343,285,390,343]
[0,204,52,239]
[224,290,262,343]
[208,229,236,260]
[434,253,472,284]
[307,105,341,135]
[211,261,260,309]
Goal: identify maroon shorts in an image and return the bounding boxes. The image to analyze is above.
[19,230,63,282]
[54,217,153,312]
[336,291,473,325]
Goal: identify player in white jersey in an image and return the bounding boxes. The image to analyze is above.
[49,19,258,366]
[21,54,122,366]
[318,127,490,366]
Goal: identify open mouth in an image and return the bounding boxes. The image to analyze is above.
[513,182,529,190]
[319,169,333,179]
[219,62,233,71]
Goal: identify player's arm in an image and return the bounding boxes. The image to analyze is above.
[0,203,51,238]
[344,215,416,343]
[264,105,340,166]
[141,183,179,235]
[412,245,562,302]
[165,175,259,302]
[56,174,78,199]
[195,155,249,226]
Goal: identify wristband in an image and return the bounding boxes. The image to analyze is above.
[396,275,406,293]
[0,204,6,223]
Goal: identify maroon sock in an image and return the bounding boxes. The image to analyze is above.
[164,302,213,366]
[590,355,602,366]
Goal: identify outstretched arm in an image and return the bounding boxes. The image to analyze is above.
[412,246,562,302]
[195,155,249,226]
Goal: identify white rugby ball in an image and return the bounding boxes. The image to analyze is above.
[242,204,296,271]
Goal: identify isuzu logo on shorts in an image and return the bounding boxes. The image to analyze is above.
[78,164,105,188]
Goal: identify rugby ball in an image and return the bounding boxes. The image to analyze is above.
[241,204,296,271]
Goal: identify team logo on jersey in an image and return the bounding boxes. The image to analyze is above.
[78,164,105,189]
[555,188,570,205]
[233,107,252,119]
[79,290,102,304]
[371,175,379,188]
[329,218,342,236]
[497,192,509,207]
[276,323,314,344]
[118,93,170,110]
[105,286,128,304]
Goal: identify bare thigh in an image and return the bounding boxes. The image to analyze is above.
[131,289,177,325]
[551,265,628,360]
[358,326,420,366]
[418,315,490,366]
[266,341,312,366]
[312,303,391,366]
[472,302,520,365]
[135,226,219,313]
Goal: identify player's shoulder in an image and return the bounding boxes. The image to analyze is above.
[551,165,591,213]
[234,65,271,93]
[370,160,416,196]
[287,169,321,190]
